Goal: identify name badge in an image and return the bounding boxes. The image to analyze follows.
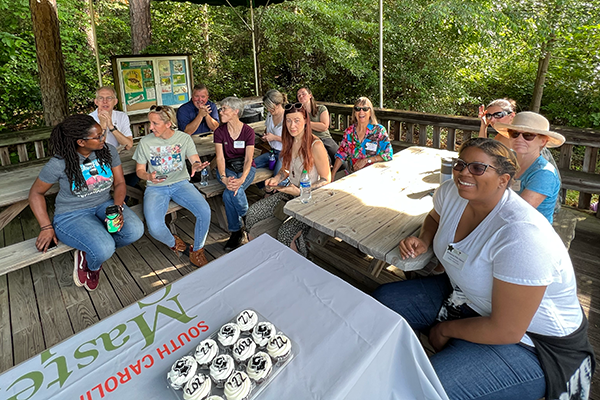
[234,140,245,149]
[442,244,468,270]
[511,179,521,192]
[365,142,377,152]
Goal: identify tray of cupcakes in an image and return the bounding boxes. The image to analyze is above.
[167,309,296,400]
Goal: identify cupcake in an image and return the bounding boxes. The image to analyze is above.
[209,354,235,388]
[218,323,240,348]
[183,373,212,400]
[167,355,198,390]
[235,310,258,333]
[251,322,275,348]
[267,334,292,364]
[194,338,219,368]
[224,371,253,400]
[206,397,225,400]
[232,337,256,364]
[246,351,272,384]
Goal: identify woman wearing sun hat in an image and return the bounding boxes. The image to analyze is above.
[494,111,565,223]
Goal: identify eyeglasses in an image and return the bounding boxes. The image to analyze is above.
[83,130,107,141]
[508,129,537,141]
[453,159,499,176]
[485,111,509,119]
[354,106,370,112]
[96,96,116,101]
[284,102,303,111]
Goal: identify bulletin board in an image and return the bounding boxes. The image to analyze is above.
[111,54,193,115]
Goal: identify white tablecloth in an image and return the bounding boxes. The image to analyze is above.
[0,235,448,400]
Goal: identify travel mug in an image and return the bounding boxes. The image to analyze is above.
[105,205,121,233]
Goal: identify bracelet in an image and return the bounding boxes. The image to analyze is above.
[41,226,54,231]
[40,224,52,229]
[193,161,201,164]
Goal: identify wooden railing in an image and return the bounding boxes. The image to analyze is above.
[1,101,599,216]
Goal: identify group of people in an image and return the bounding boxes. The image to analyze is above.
[29,84,594,399]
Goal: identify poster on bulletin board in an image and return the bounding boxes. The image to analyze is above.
[111,54,193,115]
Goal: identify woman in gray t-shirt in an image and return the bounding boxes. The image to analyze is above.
[29,115,144,291]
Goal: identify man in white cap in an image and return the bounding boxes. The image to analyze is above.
[89,86,133,151]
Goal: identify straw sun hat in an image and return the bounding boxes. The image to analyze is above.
[494,111,565,148]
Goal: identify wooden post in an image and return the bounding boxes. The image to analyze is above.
[447,128,456,151]
[432,126,441,149]
[578,147,598,209]
[419,124,428,146]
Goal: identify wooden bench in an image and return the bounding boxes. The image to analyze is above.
[0,201,182,276]
[194,167,273,230]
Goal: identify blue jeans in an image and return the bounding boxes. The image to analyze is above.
[53,199,144,271]
[144,180,211,249]
[253,150,282,176]
[216,167,256,232]
[372,275,546,400]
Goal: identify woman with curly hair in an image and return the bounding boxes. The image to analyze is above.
[29,115,144,291]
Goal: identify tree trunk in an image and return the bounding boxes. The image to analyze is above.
[129,0,152,54]
[531,38,554,113]
[29,0,68,126]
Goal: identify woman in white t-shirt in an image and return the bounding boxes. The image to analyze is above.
[373,138,593,400]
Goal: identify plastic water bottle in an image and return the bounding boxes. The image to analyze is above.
[268,151,276,171]
[299,169,311,204]
[200,168,209,186]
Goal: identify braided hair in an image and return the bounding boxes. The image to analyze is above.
[49,115,112,192]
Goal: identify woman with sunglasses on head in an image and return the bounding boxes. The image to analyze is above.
[494,111,564,223]
[478,98,516,146]
[133,105,212,267]
[253,89,286,176]
[214,96,257,251]
[297,85,338,163]
[331,97,393,178]
[245,102,331,256]
[374,138,593,400]
[29,115,144,291]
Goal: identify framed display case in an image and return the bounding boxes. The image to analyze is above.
[111,54,193,115]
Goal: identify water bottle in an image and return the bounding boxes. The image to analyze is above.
[268,151,276,171]
[299,169,311,204]
[105,205,121,233]
[200,167,209,186]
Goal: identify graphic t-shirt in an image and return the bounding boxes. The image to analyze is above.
[38,144,121,215]
[133,130,197,186]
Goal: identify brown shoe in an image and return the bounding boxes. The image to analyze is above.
[189,246,209,267]
[171,235,187,253]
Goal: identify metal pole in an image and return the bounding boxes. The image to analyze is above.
[379,0,383,108]
[250,1,259,96]
[88,0,103,87]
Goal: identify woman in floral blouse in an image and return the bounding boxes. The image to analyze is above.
[331,97,393,178]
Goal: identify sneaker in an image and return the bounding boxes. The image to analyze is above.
[73,250,88,287]
[223,230,243,252]
[189,246,209,268]
[171,235,187,252]
[85,265,102,291]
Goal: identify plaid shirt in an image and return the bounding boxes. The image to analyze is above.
[335,123,393,168]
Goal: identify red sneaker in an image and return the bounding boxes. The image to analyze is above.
[85,265,102,292]
[73,250,88,287]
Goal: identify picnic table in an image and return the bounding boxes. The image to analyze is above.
[284,146,457,275]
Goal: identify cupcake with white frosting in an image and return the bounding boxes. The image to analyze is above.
[218,323,240,348]
[246,351,272,384]
[183,373,211,400]
[194,338,219,368]
[235,310,258,333]
[232,337,256,364]
[206,396,224,400]
[251,322,275,348]
[209,354,235,388]
[167,355,197,390]
[224,371,253,400]
[266,334,292,365]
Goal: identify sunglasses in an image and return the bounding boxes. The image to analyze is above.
[453,159,499,176]
[83,130,107,141]
[485,111,509,119]
[284,102,303,111]
[508,129,537,141]
[354,106,370,112]
[150,105,169,112]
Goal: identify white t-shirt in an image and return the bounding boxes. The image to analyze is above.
[433,180,582,345]
[264,114,283,151]
[89,109,133,148]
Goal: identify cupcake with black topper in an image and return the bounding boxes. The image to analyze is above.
[194,338,219,368]
[224,371,253,400]
[232,336,256,364]
[246,351,272,384]
[182,373,212,400]
[167,355,198,390]
[218,323,240,349]
[209,354,235,388]
[251,322,275,348]
[235,309,258,333]
[266,334,292,365]
[206,396,225,400]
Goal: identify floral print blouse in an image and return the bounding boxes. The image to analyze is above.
[334,123,393,168]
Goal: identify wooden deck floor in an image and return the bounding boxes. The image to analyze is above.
[1,198,600,398]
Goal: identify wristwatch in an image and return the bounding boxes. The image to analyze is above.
[109,126,117,132]
[367,159,372,164]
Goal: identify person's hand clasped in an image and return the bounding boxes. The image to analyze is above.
[227,177,243,196]
[399,236,428,260]
[98,110,113,131]
[263,132,276,142]
[36,228,58,253]
[352,158,369,172]
[429,322,450,352]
